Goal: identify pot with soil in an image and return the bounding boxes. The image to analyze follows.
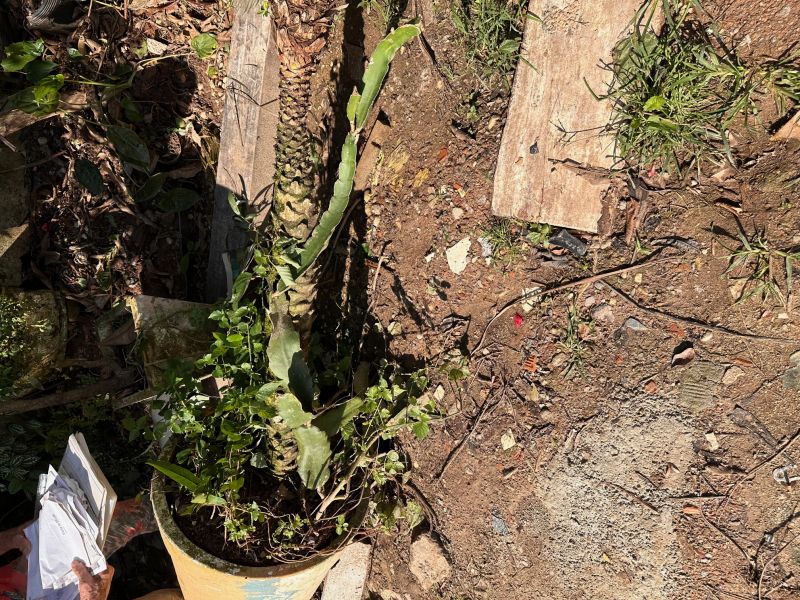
[148,26,436,600]
[0,288,67,400]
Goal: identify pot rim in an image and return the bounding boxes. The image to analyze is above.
[150,442,366,577]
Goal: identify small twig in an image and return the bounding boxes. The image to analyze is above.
[758,533,800,599]
[726,428,800,501]
[699,509,752,566]
[435,389,502,481]
[0,151,66,174]
[603,282,800,343]
[601,480,659,513]
[471,255,681,356]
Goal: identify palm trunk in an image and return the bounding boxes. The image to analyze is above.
[271,0,335,349]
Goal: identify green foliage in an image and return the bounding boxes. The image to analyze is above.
[151,26,433,559]
[598,0,800,174]
[558,301,592,380]
[451,0,534,85]
[1,39,45,72]
[0,294,49,396]
[75,159,104,195]
[107,125,151,172]
[359,0,406,32]
[155,188,202,212]
[191,34,218,59]
[481,218,551,264]
[723,227,800,308]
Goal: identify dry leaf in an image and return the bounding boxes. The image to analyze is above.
[682,505,701,515]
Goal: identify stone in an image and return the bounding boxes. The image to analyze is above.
[445,237,471,274]
[146,38,169,56]
[409,535,451,589]
[591,303,614,324]
[790,350,800,366]
[452,207,464,220]
[321,542,371,600]
[623,317,647,331]
[0,224,29,287]
[721,366,744,385]
[476,236,493,258]
[783,365,800,391]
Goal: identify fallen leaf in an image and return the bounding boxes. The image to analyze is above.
[614,353,625,366]
[682,505,701,515]
[729,278,747,300]
[500,430,516,450]
[643,380,658,394]
[412,168,429,188]
[666,322,686,338]
[436,146,448,162]
[671,346,696,367]
[732,357,755,368]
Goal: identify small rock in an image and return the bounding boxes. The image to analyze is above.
[721,366,744,385]
[386,321,402,336]
[634,273,643,284]
[783,365,800,390]
[146,38,169,56]
[790,350,800,366]
[409,535,451,589]
[538,407,552,421]
[705,432,720,451]
[491,511,510,536]
[321,542,371,600]
[550,352,567,368]
[623,317,647,331]
[591,303,614,324]
[700,332,714,343]
[433,384,445,401]
[500,430,516,450]
[452,207,464,220]
[549,229,587,257]
[445,237,471,274]
[476,236,493,258]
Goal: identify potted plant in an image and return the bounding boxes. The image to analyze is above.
[148,24,435,600]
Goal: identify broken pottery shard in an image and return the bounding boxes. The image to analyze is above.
[446,238,471,274]
[409,534,451,589]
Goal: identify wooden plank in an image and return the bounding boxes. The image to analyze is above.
[492,0,644,233]
[205,1,280,301]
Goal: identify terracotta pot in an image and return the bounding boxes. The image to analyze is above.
[151,459,361,600]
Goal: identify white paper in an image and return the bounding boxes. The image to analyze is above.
[25,467,107,600]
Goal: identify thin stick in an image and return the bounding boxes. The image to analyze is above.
[757,532,800,599]
[727,429,800,501]
[603,282,799,343]
[602,480,659,513]
[435,391,500,481]
[471,255,680,356]
[0,151,66,174]
[699,509,751,565]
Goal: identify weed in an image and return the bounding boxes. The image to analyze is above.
[451,0,534,86]
[0,293,49,396]
[723,227,800,309]
[481,218,551,263]
[558,302,592,380]
[597,0,800,174]
[359,0,406,31]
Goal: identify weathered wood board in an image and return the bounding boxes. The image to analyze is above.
[205,1,280,301]
[492,0,644,233]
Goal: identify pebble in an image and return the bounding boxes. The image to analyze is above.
[550,352,567,368]
[452,207,464,220]
[477,236,493,258]
[491,512,510,536]
[623,317,647,331]
[790,350,800,366]
[700,332,713,343]
[591,303,614,324]
[409,535,451,589]
[445,237,471,274]
[721,366,744,385]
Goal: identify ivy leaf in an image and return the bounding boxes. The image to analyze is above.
[276,394,313,429]
[230,271,252,309]
[191,34,217,59]
[255,381,283,402]
[133,172,167,203]
[107,125,150,171]
[11,74,64,116]
[155,188,201,212]
[147,459,202,492]
[75,159,103,195]
[1,39,45,72]
[312,397,364,437]
[294,425,331,490]
[26,59,57,83]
